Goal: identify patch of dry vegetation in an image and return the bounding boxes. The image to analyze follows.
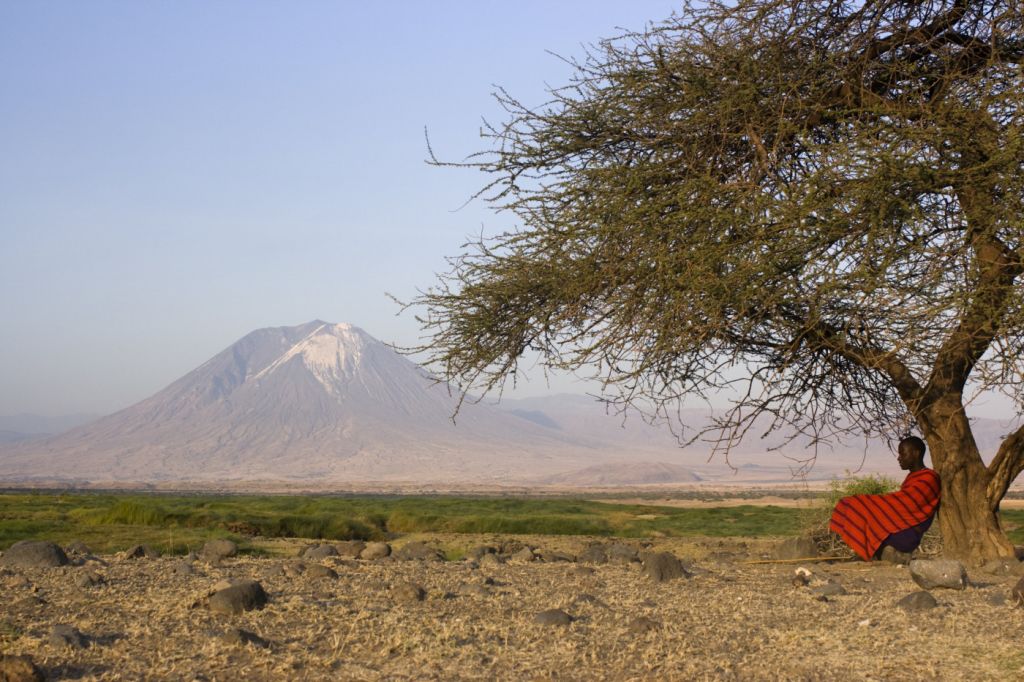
[2,534,1023,680]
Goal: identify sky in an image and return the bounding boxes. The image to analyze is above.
[0,0,681,416]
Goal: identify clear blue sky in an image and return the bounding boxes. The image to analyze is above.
[0,1,682,415]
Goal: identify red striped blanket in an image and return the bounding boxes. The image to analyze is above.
[829,468,941,561]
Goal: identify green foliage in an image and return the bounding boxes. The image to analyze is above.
[0,492,804,552]
[802,474,900,552]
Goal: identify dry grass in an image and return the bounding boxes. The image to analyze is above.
[2,534,1023,680]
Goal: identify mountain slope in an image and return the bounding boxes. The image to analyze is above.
[0,322,601,483]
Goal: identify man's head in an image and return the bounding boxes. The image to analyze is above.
[897,436,927,471]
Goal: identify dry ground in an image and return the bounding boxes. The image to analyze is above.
[2,535,1023,681]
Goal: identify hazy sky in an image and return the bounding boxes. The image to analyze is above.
[1,1,681,415]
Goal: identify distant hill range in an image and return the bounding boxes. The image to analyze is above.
[1,320,1020,487]
[0,414,99,444]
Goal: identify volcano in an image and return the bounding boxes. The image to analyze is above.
[0,321,604,484]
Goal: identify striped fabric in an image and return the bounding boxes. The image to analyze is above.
[829,468,941,561]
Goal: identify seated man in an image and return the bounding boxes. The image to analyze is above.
[829,436,941,561]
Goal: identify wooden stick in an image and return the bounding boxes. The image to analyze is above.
[741,556,857,565]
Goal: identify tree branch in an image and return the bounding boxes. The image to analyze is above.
[987,423,1024,507]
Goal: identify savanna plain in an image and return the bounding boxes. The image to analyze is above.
[2,491,1024,681]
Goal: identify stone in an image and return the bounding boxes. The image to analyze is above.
[469,545,497,560]
[0,541,69,568]
[772,537,818,560]
[909,559,968,590]
[208,580,268,615]
[897,590,938,612]
[538,550,575,563]
[642,552,690,583]
[394,542,444,562]
[222,627,270,649]
[879,546,912,565]
[334,541,365,558]
[305,564,338,580]
[123,545,159,560]
[392,582,426,602]
[302,544,338,560]
[511,547,537,563]
[480,553,504,567]
[574,566,595,577]
[200,539,237,563]
[578,545,609,565]
[811,580,846,598]
[65,540,92,555]
[458,583,491,597]
[571,593,608,609]
[75,569,104,588]
[987,591,1008,607]
[49,624,89,649]
[359,542,391,560]
[0,654,44,682]
[981,558,1024,577]
[282,561,306,577]
[627,616,660,634]
[534,609,573,626]
[607,543,640,564]
[172,561,196,576]
[1012,577,1024,606]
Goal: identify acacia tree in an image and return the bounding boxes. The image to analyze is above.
[416,0,1024,561]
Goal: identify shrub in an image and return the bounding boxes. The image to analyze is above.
[803,474,899,555]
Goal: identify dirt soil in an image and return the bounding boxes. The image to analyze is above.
[2,535,1023,681]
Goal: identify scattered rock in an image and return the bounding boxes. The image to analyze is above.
[792,570,810,587]
[468,545,497,560]
[627,616,660,634]
[1012,577,1024,606]
[200,539,237,563]
[572,593,609,609]
[208,580,268,615]
[334,541,365,558]
[574,566,596,577]
[538,550,575,563]
[49,624,88,649]
[359,542,391,560]
[879,546,912,565]
[302,544,338,560]
[811,580,846,598]
[122,545,159,560]
[75,569,104,588]
[7,575,31,589]
[305,564,338,580]
[0,654,44,682]
[392,582,426,603]
[607,543,640,564]
[172,561,196,576]
[222,627,270,649]
[480,553,504,567]
[909,559,968,590]
[282,561,306,577]
[987,591,1008,607]
[981,558,1024,577]
[897,591,938,612]
[0,541,69,568]
[642,552,689,583]
[511,547,537,563]
[772,537,818,560]
[394,542,444,562]
[458,583,491,597]
[65,540,91,555]
[578,545,609,565]
[534,609,573,626]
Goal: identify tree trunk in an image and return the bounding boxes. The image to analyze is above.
[921,396,1016,563]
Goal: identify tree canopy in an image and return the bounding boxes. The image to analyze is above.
[416,0,1024,559]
